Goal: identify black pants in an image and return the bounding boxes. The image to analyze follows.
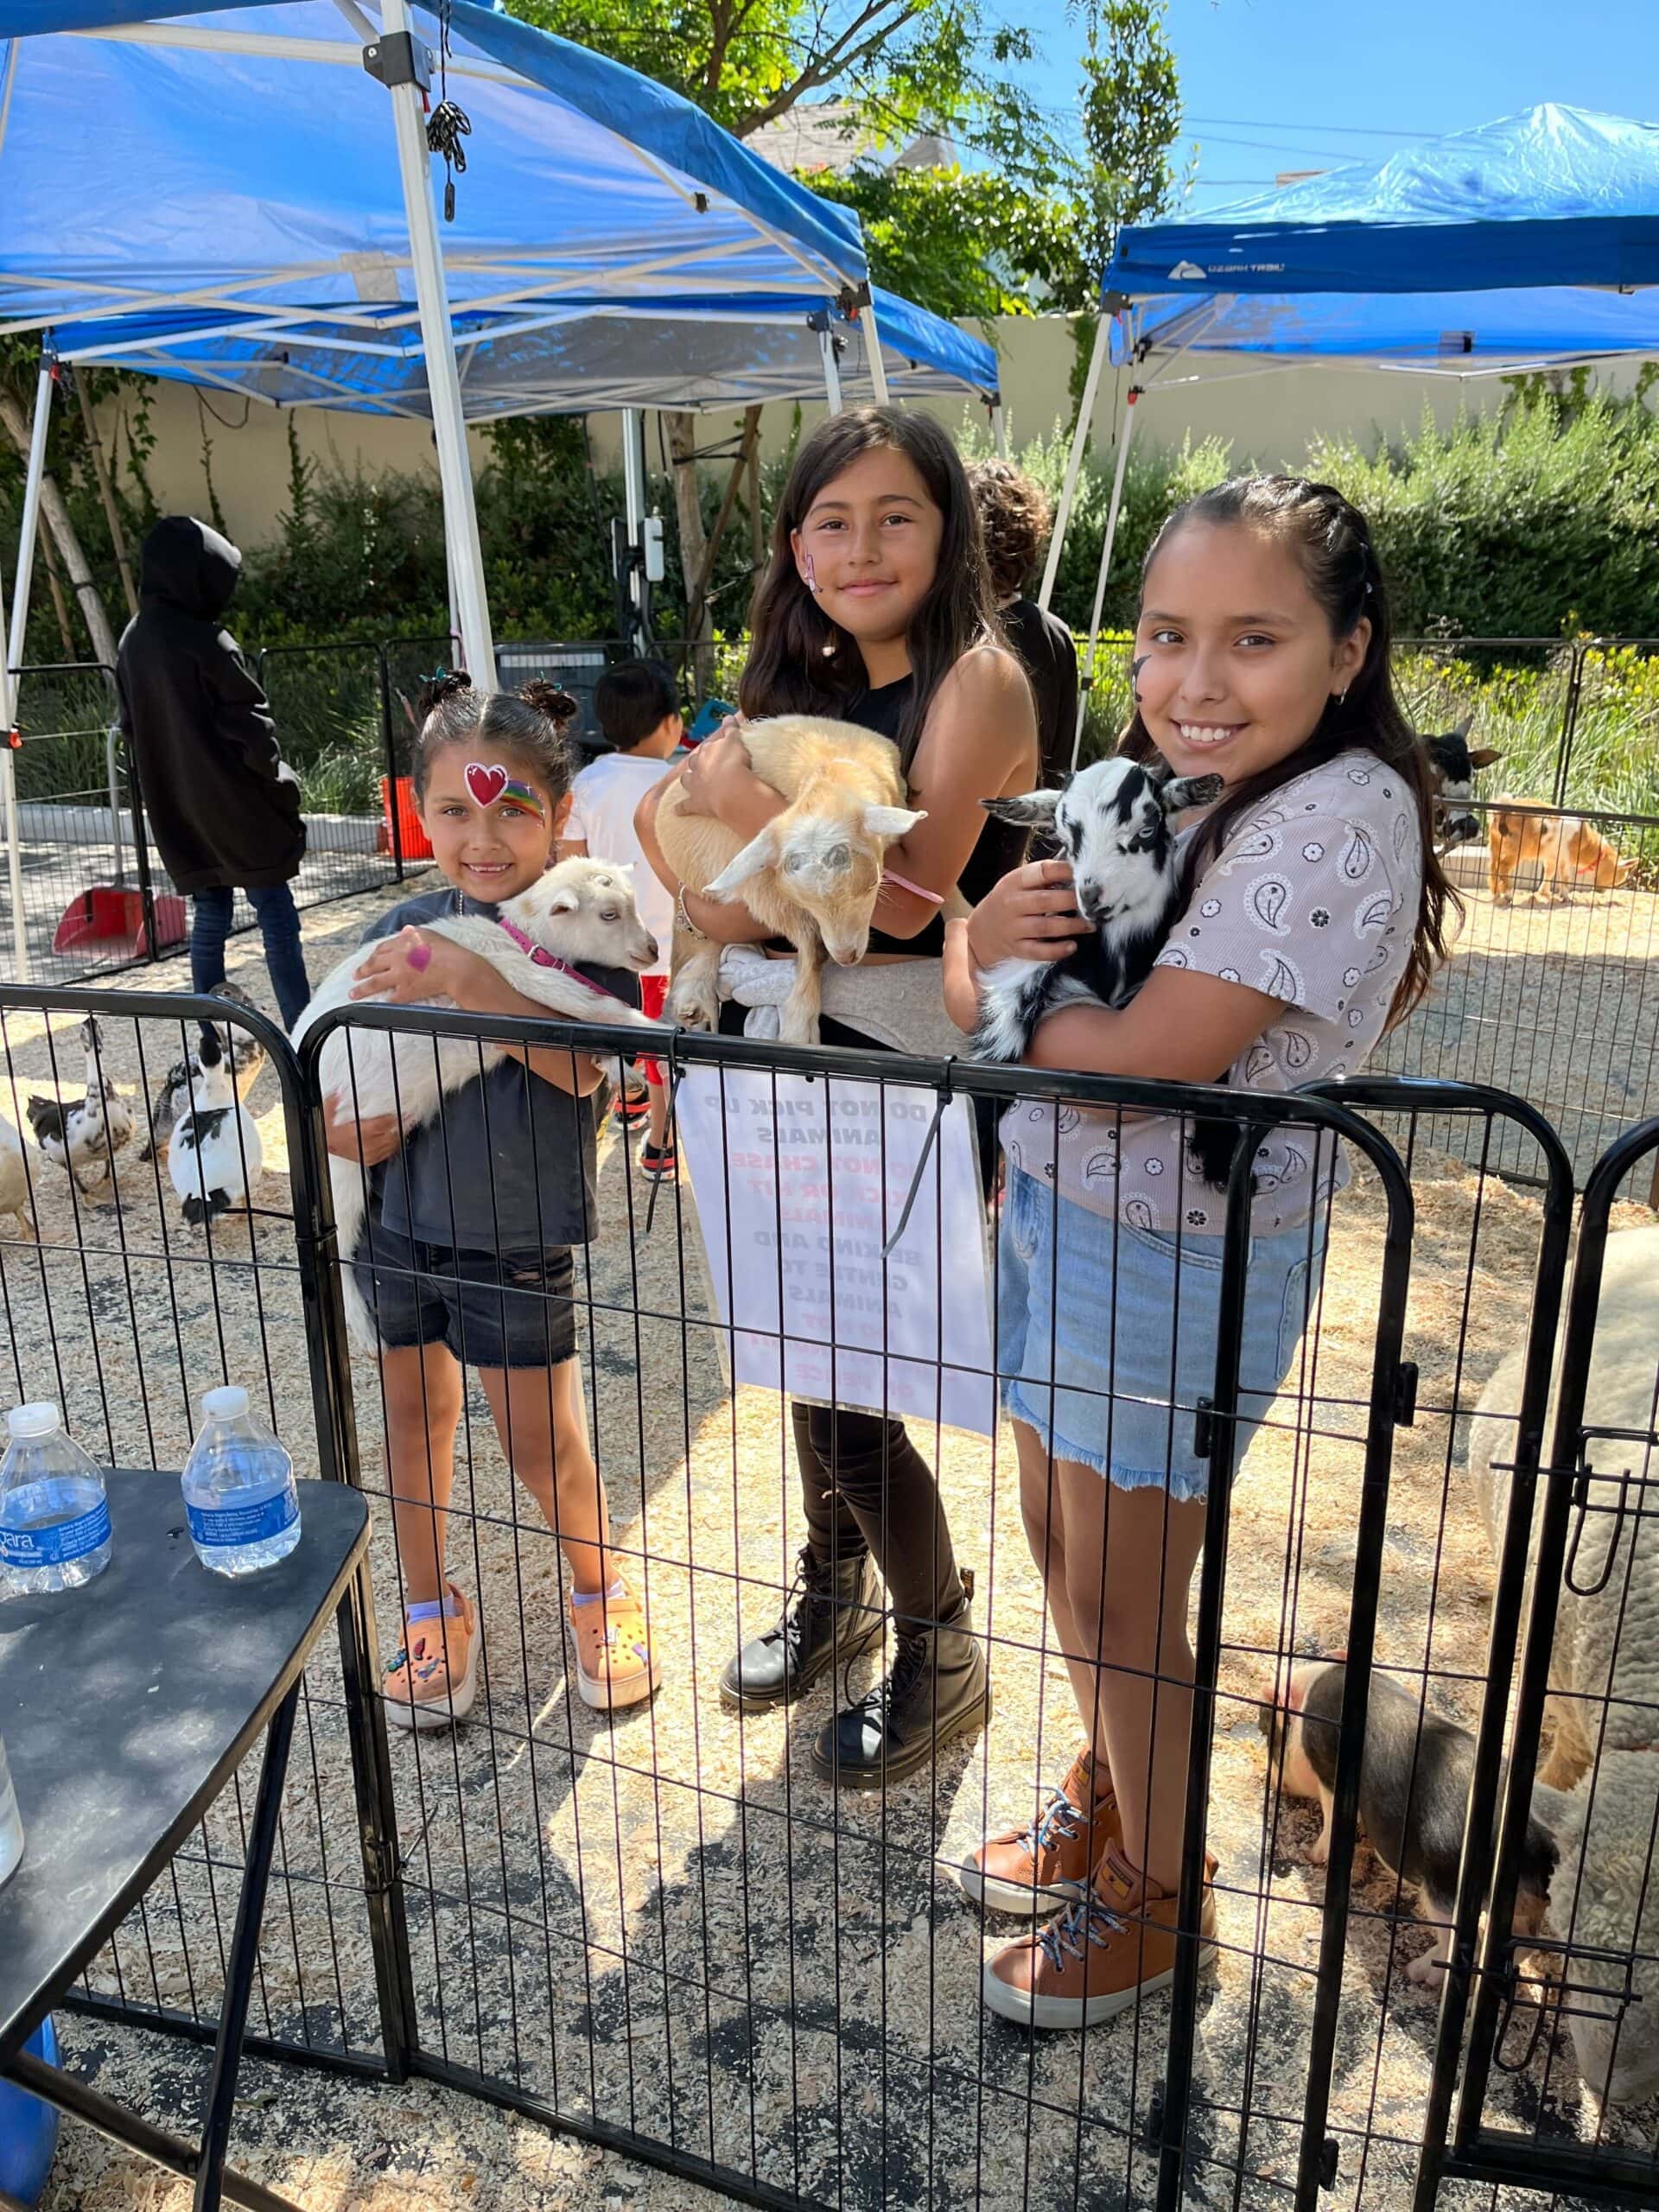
[719,998,967,1626]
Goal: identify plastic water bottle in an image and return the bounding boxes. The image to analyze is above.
[0,1732,22,1890]
[0,1403,111,1595]
[181,1387,301,1579]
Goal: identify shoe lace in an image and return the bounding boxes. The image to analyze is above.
[1027,1786,1087,1859]
[759,1548,826,1654]
[841,1620,925,1715]
[1038,1886,1129,1972]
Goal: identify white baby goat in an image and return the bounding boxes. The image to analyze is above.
[293,859,662,1351]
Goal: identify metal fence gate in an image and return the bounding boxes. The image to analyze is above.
[1,982,1656,2211]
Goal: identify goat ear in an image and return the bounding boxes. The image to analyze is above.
[1469,746,1503,770]
[705,824,780,900]
[861,804,925,841]
[543,885,582,914]
[980,791,1060,830]
[1160,772,1224,814]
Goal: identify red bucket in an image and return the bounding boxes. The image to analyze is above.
[379,775,433,861]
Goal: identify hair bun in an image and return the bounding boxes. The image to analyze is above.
[518,678,578,725]
[414,669,473,720]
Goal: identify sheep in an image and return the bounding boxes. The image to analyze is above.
[1468,1224,1659,1795]
[1534,1749,1659,2105]
[652,715,926,1047]
[292,859,662,1351]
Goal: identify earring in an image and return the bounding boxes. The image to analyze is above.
[1337,688,1350,705]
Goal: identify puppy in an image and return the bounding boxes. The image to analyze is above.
[1257,1659,1558,1986]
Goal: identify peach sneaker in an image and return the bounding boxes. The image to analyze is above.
[958,1743,1122,1914]
[982,1842,1220,2030]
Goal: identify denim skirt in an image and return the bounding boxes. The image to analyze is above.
[996,1169,1325,1501]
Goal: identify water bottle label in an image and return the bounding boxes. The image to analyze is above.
[187,1484,298,1550]
[0,1497,111,1568]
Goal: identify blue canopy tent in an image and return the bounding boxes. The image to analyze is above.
[0,0,877,974]
[1041,105,1659,768]
[46,284,999,417]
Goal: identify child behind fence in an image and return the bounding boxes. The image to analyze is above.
[321,675,658,1729]
[560,658,683,1180]
[944,474,1458,2028]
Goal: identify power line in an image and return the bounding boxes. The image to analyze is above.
[1186,113,1434,139]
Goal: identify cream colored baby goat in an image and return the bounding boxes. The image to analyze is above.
[654,715,926,1046]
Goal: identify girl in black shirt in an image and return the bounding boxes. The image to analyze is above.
[638,408,1036,1786]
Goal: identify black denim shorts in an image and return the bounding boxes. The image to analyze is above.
[352,1226,578,1369]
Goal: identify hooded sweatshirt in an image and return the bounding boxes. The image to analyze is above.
[117,517,305,893]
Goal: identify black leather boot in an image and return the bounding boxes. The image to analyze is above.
[810,1572,989,1787]
[719,1548,884,1712]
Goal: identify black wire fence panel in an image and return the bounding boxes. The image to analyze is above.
[0,663,159,990]
[0,985,403,2077]
[3,945,1659,2204]
[1443,1120,1659,2209]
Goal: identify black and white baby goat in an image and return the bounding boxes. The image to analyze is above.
[970,757,1244,1190]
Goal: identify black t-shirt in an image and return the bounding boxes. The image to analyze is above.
[999,598,1078,789]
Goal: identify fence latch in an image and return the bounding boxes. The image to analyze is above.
[1390,1361,1419,1428]
[1192,1397,1214,1459]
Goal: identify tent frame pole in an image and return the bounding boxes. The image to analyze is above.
[1069,383,1140,776]
[369,0,495,683]
[2,358,53,984]
[990,404,1008,457]
[620,408,651,651]
[862,296,892,406]
[818,324,844,414]
[1039,310,1112,613]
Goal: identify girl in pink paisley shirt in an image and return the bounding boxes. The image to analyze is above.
[941,475,1458,2031]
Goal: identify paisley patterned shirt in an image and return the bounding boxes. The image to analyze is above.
[1001,749,1423,1233]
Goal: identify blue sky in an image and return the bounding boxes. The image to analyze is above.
[1009,0,1659,212]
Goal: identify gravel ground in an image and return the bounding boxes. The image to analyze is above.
[3,870,1653,2212]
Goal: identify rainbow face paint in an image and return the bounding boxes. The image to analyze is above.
[464,760,544,818]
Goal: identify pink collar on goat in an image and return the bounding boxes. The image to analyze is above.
[494,913,613,995]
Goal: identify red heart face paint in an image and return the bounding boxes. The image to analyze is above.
[464,760,543,817]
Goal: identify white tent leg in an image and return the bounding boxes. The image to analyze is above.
[862,296,891,406]
[1039,312,1112,613]
[1,360,52,984]
[990,404,1008,457]
[376,0,494,682]
[6,360,52,686]
[818,325,844,414]
[1069,385,1140,776]
[620,408,649,649]
[0,574,23,986]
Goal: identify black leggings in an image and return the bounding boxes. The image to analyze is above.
[793,1401,960,1627]
[718,997,969,1626]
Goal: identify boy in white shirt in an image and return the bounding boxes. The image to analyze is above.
[561,661,683,1177]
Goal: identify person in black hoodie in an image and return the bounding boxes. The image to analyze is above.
[117,516,311,1029]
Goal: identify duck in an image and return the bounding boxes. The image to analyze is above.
[139,979,268,1163]
[27,1015,136,1195]
[0,1107,36,1239]
[168,1020,265,1226]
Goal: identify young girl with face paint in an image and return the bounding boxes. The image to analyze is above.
[323,675,661,1728]
[635,405,1039,1788]
[943,476,1455,2030]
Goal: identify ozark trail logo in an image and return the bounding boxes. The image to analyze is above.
[1168,260,1207,282]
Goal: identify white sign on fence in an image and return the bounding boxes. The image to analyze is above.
[674,1064,996,1437]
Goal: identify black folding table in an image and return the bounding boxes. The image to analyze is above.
[0,1470,371,2212]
